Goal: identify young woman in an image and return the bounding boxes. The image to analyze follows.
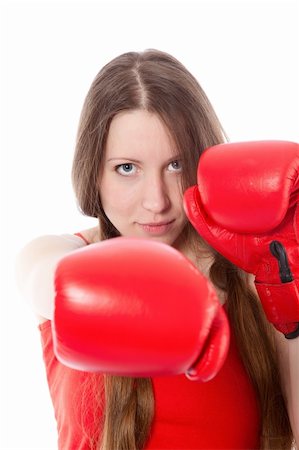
[16,49,297,449]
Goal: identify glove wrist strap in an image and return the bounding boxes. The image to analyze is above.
[255,280,299,338]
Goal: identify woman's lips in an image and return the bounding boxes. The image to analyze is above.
[138,220,175,235]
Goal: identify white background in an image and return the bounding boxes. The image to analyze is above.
[1,0,298,448]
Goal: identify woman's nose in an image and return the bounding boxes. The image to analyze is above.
[141,174,170,213]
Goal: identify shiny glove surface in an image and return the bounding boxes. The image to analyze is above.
[184,141,299,338]
[53,237,230,381]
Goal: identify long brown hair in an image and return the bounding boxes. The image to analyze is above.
[72,49,293,449]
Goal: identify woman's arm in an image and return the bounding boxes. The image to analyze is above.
[15,233,89,320]
[274,330,299,446]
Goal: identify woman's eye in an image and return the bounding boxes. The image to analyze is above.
[115,163,136,176]
[168,160,182,172]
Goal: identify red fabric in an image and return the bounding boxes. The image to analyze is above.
[39,319,260,450]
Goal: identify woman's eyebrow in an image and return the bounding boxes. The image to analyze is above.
[106,155,181,163]
[107,157,142,163]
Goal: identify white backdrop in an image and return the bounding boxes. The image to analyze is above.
[1,0,298,448]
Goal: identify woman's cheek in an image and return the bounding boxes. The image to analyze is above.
[102,183,139,216]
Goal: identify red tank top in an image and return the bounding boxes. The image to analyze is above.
[39,316,261,450]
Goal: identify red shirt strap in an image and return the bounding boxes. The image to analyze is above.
[74,232,90,245]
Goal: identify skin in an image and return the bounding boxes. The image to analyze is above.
[99,110,188,251]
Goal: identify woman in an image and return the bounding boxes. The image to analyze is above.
[16,49,297,449]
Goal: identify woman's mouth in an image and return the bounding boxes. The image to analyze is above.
[138,220,175,235]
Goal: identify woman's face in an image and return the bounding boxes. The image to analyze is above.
[99,110,188,249]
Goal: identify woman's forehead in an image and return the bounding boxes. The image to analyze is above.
[105,110,178,160]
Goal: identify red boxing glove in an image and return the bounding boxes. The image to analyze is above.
[53,237,229,382]
[184,140,299,339]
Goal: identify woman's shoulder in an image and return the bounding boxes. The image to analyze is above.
[16,228,100,324]
[18,226,100,255]
[75,226,100,245]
